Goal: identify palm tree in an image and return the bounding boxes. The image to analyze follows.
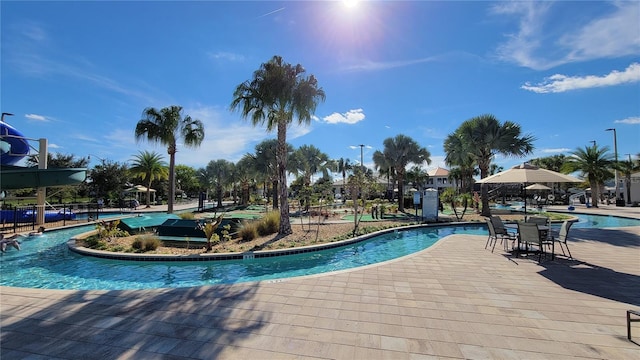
[135,105,205,213]
[562,145,613,208]
[205,159,234,208]
[614,158,640,204]
[129,151,169,207]
[443,132,477,193]
[373,134,431,212]
[289,145,332,186]
[230,55,325,235]
[447,114,535,217]
[336,158,353,200]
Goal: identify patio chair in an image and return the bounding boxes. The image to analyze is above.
[486,216,516,252]
[552,220,574,259]
[516,222,554,262]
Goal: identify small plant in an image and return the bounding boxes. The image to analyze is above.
[196,215,224,252]
[96,220,129,240]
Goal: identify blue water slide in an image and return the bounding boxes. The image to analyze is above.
[0,120,30,165]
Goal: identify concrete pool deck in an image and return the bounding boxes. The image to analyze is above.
[1,204,639,359]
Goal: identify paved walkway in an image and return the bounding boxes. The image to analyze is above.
[1,205,639,359]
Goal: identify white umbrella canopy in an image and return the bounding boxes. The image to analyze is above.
[476,163,582,184]
[525,183,552,191]
[476,163,582,214]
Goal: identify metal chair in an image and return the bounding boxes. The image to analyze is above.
[516,222,554,262]
[552,220,574,259]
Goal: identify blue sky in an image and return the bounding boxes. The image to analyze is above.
[2,1,639,175]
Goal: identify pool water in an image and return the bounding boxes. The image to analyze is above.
[1,213,638,290]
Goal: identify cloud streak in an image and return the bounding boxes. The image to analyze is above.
[521,63,640,93]
[25,114,49,122]
[494,2,640,70]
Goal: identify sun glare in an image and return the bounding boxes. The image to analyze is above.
[343,0,359,9]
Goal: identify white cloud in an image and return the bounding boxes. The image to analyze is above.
[541,148,571,154]
[321,109,365,124]
[208,51,245,62]
[521,63,640,93]
[494,2,640,70]
[614,116,640,125]
[25,113,49,122]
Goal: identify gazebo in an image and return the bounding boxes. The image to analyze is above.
[123,185,156,205]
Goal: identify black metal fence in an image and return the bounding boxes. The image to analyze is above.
[0,203,107,235]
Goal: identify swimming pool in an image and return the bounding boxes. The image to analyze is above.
[1,213,638,290]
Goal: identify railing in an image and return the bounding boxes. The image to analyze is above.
[0,202,106,235]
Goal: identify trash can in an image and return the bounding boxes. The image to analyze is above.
[616,199,626,207]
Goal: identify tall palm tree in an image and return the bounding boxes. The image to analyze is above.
[230,55,325,235]
[373,134,431,212]
[562,145,613,208]
[448,114,535,216]
[135,105,204,213]
[129,151,168,207]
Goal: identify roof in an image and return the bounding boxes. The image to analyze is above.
[428,167,449,177]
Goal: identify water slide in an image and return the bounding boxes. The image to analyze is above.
[0,120,87,189]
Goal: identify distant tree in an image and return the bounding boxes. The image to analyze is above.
[446,114,535,217]
[231,55,325,235]
[530,154,568,172]
[26,152,89,168]
[129,151,168,207]
[135,105,205,213]
[614,158,640,204]
[406,165,430,192]
[175,165,200,197]
[88,161,130,203]
[372,134,431,212]
[289,145,332,187]
[205,159,234,208]
[562,145,613,208]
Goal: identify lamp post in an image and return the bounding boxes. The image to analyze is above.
[605,128,619,202]
[589,140,596,147]
[1,112,14,123]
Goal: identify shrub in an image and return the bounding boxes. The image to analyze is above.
[96,220,129,240]
[239,221,259,242]
[132,235,162,252]
[257,211,280,236]
[179,212,195,220]
[84,235,108,250]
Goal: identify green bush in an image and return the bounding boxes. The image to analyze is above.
[239,221,259,242]
[84,235,108,250]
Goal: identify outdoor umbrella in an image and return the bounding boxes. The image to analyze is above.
[525,183,552,191]
[476,163,582,214]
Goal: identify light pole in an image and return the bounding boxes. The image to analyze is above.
[359,144,364,169]
[1,112,14,123]
[589,140,596,147]
[605,128,619,202]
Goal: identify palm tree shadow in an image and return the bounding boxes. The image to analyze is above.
[538,257,640,306]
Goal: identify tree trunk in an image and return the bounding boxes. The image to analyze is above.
[479,164,491,217]
[167,149,176,214]
[397,174,405,212]
[277,121,292,235]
